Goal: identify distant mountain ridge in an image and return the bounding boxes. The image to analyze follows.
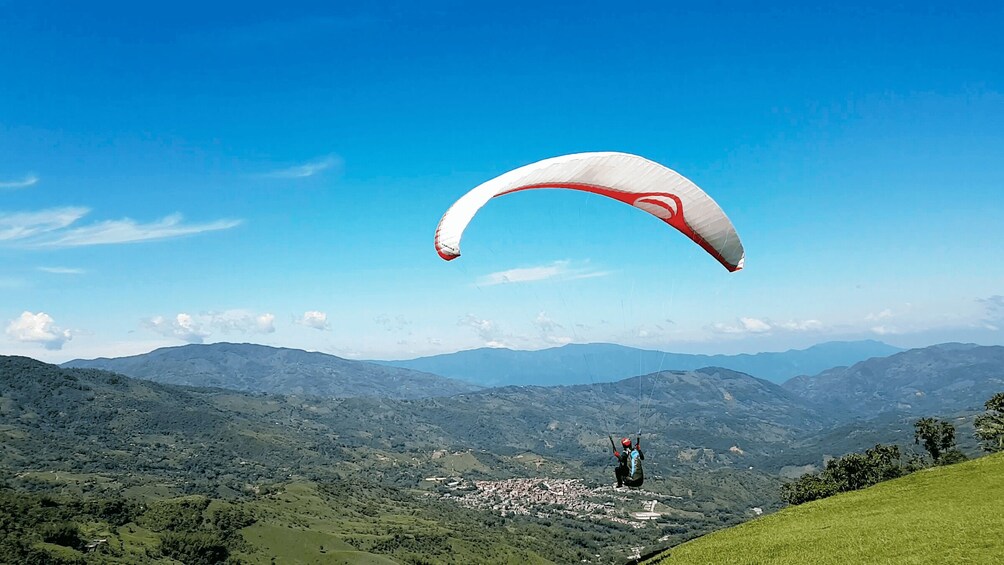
[783,343,1004,420]
[374,340,902,386]
[62,342,480,399]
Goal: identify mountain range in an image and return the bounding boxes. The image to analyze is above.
[6,341,1002,565]
[63,342,480,399]
[35,341,1004,471]
[783,343,1004,419]
[373,340,903,386]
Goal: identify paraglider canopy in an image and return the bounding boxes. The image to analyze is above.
[434,152,745,271]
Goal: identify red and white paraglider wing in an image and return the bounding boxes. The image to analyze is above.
[434,152,744,272]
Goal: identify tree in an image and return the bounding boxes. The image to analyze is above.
[974,392,1004,452]
[39,522,82,549]
[780,472,839,505]
[780,444,906,505]
[913,418,957,464]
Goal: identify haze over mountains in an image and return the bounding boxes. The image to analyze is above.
[374,340,903,386]
[63,342,480,399]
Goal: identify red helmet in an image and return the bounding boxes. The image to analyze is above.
[621,438,632,447]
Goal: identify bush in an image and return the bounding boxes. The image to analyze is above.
[159,532,228,565]
[39,522,81,549]
[139,497,210,532]
[937,449,968,465]
[781,472,839,505]
[781,444,907,505]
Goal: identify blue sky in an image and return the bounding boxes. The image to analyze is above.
[2,0,1003,362]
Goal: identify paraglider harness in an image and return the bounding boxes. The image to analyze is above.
[610,435,644,488]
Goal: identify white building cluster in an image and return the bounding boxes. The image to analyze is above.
[437,477,654,529]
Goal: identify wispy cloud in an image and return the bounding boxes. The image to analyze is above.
[534,311,572,345]
[375,314,412,333]
[458,314,509,347]
[38,267,86,275]
[298,311,330,331]
[0,174,39,190]
[0,207,89,242]
[36,213,242,247]
[476,260,610,286]
[979,295,1004,331]
[1,208,241,248]
[6,311,72,350]
[262,155,341,179]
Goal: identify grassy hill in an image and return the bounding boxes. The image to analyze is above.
[647,452,1004,564]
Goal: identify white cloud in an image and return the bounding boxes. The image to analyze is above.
[209,310,276,335]
[145,310,276,343]
[38,267,86,275]
[34,213,242,247]
[713,317,773,334]
[0,174,39,190]
[255,313,276,333]
[458,314,511,347]
[980,296,1004,329]
[1,208,241,248]
[145,313,210,343]
[776,319,824,331]
[6,311,72,350]
[0,207,89,242]
[870,325,900,335]
[740,317,773,333]
[476,260,610,286]
[298,311,330,330]
[533,311,572,345]
[865,308,894,321]
[712,316,826,335]
[262,155,341,179]
[533,311,561,333]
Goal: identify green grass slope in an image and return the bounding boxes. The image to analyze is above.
[649,453,1004,565]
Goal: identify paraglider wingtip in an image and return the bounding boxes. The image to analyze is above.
[437,248,459,261]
